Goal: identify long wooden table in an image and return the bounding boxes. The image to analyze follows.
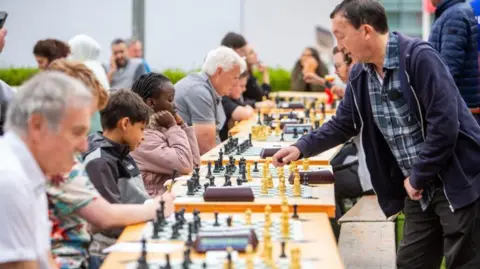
[101,213,344,269]
[171,164,336,217]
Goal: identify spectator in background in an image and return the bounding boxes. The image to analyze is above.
[33,39,70,70]
[429,0,480,126]
[304,46,353,99]
[127,39,151,73]
[221,32,271,105]
[46,59,108,135]
[107,38,146,89]
[0,71,93,269]
[220,71,254,141]
[175,46,246,154]
[0,27,13,136]
[291,47,329,92]
[69,34,110,90]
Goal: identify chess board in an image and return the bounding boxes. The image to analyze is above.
[126,257,316,269]
[209,162,313,179]
[238,146,263,157]
[142,213,304,242]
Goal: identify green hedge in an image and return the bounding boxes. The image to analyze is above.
[0,67,293,91]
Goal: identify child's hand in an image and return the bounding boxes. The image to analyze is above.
[174,113,185,126]
[150,111,176,129]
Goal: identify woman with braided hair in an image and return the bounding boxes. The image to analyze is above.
[131,73,200,197]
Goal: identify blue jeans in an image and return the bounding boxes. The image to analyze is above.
[88,255,104,269]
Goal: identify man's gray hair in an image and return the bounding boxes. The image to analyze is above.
[5,71,93,135]
[202,46,247,76]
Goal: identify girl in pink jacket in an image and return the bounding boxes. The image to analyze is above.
[131,73,200,197]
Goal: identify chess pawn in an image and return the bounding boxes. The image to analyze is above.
[261,176,268,194]
[264,241,274,266]
[281,196,289,208]
[262,228,272,255]
[281,209,290,239]
[302,158,310,172]
[246,163,253,182]
[293,173,301,197]
[245,209,252,225]
[267,174,274,189]
[262,163,269,181]
[245,244,254,269]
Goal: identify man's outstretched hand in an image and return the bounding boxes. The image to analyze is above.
[272,146,301,167]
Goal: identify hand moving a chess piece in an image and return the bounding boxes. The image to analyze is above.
[272,146,301,167]
[150,110,177,129]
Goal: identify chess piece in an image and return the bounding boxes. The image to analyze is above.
[267,174,274,189]
[265,241,273,265]
[213,212,220,227]
[257,111,262,125]
[206,161,213,179]
[213,160,220,173]
[293,170,301,197]
[159,200,166,225]
[302,158,310,171]
[241,167,247,183]
[264,205,272,228]
[292,204,299,219]
[186,222,193,247]
[292,128,298,139]
[253,161,259,172]
[136,237,148,269]
[289,162,295,174]
[315,120,320,129]
[170,223,180,239]
[281,207,290,239]
[260,175,268,195]
[204,182,210,191]
[224,175,232,186]
[162,253,172,269]
[245,244,254,269]
[245,208,252,225]
[186,179,195,196]
[280,132,285,141]
[226,216,233,227]
[193,209,201,227]
[236,177,242,186]
[280,241,287,258]
[302,128,308,136]
[290,247,301,269]
[246,163,253,182]
[275,119,281,135]
[248,133,252,146]
[183,247,193,267]
[302,173,309,186]
[209,176,216,187]
[223,247,234,269]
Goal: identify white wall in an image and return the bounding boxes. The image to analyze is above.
[0,0,341,70]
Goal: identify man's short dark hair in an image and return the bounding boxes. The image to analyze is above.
[101,89,151,130]
[330,0,389,34]
[111,38,125,46]
[221,32,247,50]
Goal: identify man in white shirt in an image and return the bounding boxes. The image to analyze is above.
[0,71,93,269]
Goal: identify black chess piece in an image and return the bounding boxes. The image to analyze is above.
[226,216,233,227]
[204,182,210,192]
[213,160,220,173]
[241,168,247,183]
[293,128,298,139]
[162,253,172,269]
[315,120,320,129]
[213,212,220,226]
[257,111,262,125]
[209,176,216,187]
[202,262,207,269]
[248,133,252,146]
[321,101,326,116]
[156,207,165,229]
[159,200,166,226]
[280,241,287,258]
[170,223,180,239]
[236,177,242,186]
[302,173,309,186]
[280,132,285,141]
[193,209,201,227]
[303,128,308,135]
[185,222,193,247]
[292,204,299,219]
[236,146,241,155]
[186,180,195,196]
[182,248,192,267]
[206,161,213,179]
[224,175,232,186]
[253,161,259,172]
[136,237,148,269]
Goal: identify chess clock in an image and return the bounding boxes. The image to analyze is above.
[259,147,282,159]
[193,228,259,253]
[283,124,314,134]
[203,187,255,202]
[279,101,305,109]
[288,169,335,184]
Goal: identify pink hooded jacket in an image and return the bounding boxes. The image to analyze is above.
[131,123,200,197]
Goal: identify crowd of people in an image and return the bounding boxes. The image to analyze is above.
[0,0,479,268]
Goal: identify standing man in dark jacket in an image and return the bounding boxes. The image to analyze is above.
[273,0,480,268]
[429,0,480,125]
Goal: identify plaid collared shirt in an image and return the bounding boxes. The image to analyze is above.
[364,32,435,210]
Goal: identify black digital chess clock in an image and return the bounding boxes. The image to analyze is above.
[193,227,259,253]
[283,124,314,134]
[279,101,305,109]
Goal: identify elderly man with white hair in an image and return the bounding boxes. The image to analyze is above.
[175,46,246,154]
[0,71,93,269]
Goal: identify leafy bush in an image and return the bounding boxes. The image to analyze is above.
[0,67,293,91]
[0,68,39,86]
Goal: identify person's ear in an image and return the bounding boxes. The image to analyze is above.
[214,66,223,76]
[146,98,155,109]
[28,113,47,143]
[119,117,130,132]
[363,24,374,40]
